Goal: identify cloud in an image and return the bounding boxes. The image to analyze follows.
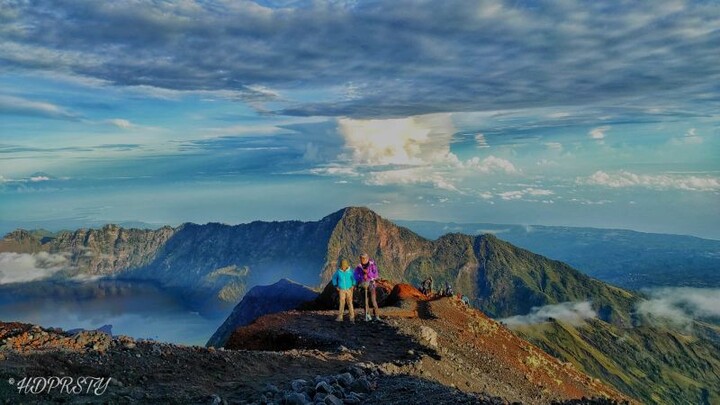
[497,187,554,201]
[2,1,718,118]
[588,126,610,140]
[544,142,563,151]
[106,118,134,129]
[337,114,457,166]
[29,175,50,182]
[463,156,518,174]
[501,301,597,327]
[475,133,489,148]
[365,167,459,192]
[636,287,720,328]
[0,252,69,284]
[0,95,78,120]
[579,170,720,192]
[308,166,359,177]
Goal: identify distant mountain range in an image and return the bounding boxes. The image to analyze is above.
[397,220,720,290]
[1,207,719,403]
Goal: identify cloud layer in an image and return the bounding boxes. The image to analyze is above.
[636,287,720,328]
[579,171,720,192]
[2,0,719,118]
[0,252,69,284]
[501,301,597,327]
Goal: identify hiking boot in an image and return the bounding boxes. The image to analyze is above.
[335,316,343,322]
[349,317,355,324]
[374,315,382,321]
[365,314,372,322]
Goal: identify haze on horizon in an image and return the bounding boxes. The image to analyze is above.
[1,0,719,239]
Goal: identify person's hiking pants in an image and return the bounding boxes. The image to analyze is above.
[363,282,379,316]
[338,289,354,320]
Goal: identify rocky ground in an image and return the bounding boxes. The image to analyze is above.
[0,288,632,404]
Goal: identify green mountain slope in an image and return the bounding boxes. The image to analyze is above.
[514,319,720,404]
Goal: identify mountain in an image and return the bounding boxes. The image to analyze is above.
[2,207,719,403]
[206,278,318,348]
[397,220,720,290]
[0,207,636,320]
[0,225,176,276]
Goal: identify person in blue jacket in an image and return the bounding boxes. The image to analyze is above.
[332,259,357,322]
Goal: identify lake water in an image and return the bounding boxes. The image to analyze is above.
[0,279,229,346]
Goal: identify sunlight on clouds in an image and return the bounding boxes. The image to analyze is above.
[338,114,457,166]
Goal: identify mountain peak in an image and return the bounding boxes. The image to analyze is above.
[321,206,383,224]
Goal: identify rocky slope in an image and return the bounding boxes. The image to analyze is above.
[224,287,630,404]
[206,279,319,348]
[0,289,630,404]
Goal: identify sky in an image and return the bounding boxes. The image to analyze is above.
[0,0,719,239]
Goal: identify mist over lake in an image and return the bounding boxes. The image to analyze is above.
[0,279,228,345]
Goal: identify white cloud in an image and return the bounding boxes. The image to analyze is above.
[498,190,524,200]
[579,170,720,192]
[463,155,518,174]
[366,167,459,192]
[588,126,610,140]
[498,187,554,200]
[29,175,50,182]
[0,252,69,284]
[478,191,493,200]
[106,118,134,129]
[337,113,457,166]
[475,133,490,148]
[544,142,563,151]
[308,166,359,177]
[0,95,77,120]
[501,301,597,327]
[637,288,720,328]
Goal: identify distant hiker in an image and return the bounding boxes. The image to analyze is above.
[355,253,381,321]
[444,281,454,297]
[461,295,470,306]
[421,276,434,297]
[332,259,356,322]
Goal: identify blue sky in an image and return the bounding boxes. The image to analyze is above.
[1,0,719,238]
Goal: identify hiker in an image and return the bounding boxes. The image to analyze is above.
[355,253,381,321]
[332,259,356,322]
[444,281,454,297]
[421,276,434,297]
[461,295,470,306]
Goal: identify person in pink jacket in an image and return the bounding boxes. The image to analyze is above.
[354,253,381,321]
